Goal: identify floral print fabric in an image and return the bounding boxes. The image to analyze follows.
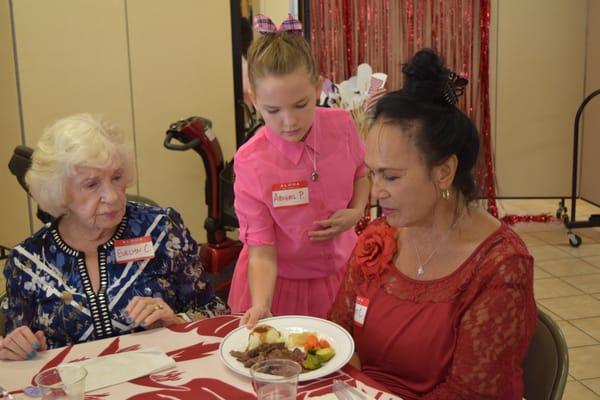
[2,202,228,348]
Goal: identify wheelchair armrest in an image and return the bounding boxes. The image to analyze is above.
[8,145,34,193]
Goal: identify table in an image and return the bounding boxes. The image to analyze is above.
[1,315,402,399]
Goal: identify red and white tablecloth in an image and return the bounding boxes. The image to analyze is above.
[1,315,401,399]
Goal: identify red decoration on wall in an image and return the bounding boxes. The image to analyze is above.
[309,0,555,225]
[501,214,555,225]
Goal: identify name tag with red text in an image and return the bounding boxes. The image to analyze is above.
[272,181,309,208]
[354,296,370,327]
[114,236,155,263]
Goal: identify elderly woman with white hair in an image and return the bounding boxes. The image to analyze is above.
[0,113,229,361]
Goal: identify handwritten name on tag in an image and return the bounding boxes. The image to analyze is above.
[272,181,309,208]
[114,236,155,263]
[354,296,370,327]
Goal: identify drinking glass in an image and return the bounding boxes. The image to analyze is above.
[34,365,87,400]
[250,359,302,400]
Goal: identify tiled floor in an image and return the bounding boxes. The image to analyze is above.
[2,198,600,398]
[499,198,600,399]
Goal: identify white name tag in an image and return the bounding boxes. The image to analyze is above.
[354,296,370,327]
[272,181,309,208]
[114,236,155,263]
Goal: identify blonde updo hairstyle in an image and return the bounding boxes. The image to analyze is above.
[25,113,136,218]
[246,31,319,89]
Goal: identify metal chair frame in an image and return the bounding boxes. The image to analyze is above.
[522,308,569,400]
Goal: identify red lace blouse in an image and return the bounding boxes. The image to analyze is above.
[328,218,536,400]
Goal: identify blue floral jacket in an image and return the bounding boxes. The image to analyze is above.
[2,202,229,348]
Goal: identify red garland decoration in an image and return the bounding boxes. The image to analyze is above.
[478,0,497,218]
[501,214,555,225]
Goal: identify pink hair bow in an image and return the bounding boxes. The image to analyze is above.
[253,13,303,35]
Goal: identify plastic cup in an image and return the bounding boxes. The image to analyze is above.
[250,359,302,400]
[34,365,87,400]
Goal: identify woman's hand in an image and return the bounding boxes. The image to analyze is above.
[125,296,182,329]
[308,208,363,241]
[0,326,47,361]
[240,305,272,329]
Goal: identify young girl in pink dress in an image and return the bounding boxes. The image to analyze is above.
[228,14,369,327]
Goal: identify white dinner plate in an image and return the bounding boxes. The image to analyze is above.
[218,315,354,382]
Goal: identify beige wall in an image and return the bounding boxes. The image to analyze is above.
[254,0,293,22]
[11,0,135,233]
[0,1,30,247]
[0,0,234,244]
[126,0,235,237]
[493,0,587,198]
[1,0,598,250]
[11,1,134,150]
[581,0,600,205]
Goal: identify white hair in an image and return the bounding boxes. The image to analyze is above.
[25,113,136,217]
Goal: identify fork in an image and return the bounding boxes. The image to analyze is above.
[0,387,14,400]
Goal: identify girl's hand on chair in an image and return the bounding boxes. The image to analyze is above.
[309,208,363,241]
[241,305,272,329]
[0,326,47,361]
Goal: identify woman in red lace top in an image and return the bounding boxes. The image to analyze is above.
[328,49,536,400]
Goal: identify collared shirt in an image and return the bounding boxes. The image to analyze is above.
[2,202,229,349]
[233,107,366,279]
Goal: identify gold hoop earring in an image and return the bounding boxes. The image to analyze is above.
[441,189,450,200]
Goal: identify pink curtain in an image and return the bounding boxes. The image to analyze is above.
[309,0,498,214]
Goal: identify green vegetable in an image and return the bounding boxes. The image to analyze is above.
[316,347,335,363]
[303,353,322,370]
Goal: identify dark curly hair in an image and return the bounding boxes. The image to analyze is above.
[373,48,480,202]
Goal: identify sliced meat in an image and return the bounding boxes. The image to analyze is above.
[230,342,306,369]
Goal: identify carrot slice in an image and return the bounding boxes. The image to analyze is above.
[304,334,318,351]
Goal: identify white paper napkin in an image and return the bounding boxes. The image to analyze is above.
[65,348,176,392]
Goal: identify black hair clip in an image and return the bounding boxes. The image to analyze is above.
[442,71,468,106]
[321,83,341,108]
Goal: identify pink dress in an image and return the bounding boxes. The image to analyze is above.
[329,218,536,399]
[228,107,366,318]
